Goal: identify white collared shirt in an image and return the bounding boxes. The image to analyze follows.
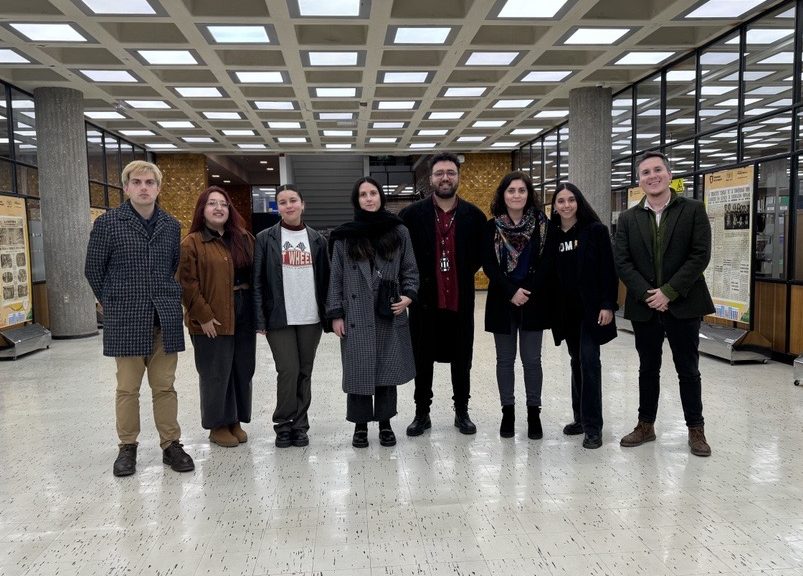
[643,195,671,226]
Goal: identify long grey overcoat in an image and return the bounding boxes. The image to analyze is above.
[326,226,419,395]
[85,200,185,357]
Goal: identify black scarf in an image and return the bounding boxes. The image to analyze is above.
[329,208,404,261]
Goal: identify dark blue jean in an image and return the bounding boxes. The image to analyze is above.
[632,313,705,428]
[564,321,603,435]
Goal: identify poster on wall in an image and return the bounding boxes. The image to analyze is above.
[0,196,33,328]
[703,166,754,323]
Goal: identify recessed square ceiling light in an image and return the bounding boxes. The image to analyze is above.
[723,71,772,81]
[511,128,542,136]
[298,0,359,16]
[491,141,519,148]
[699,52,739,64]
[428,112,464,120]
[0,49,30,64]
[726,28,793,44]
[747,86,790,95]
[522,70,571,82]
[758,52,794,65]
[686,0,765,18]
[393,27,451,44]
[444,87,487,97]
[370,137,397,143]
[146,143,177,149]
[715,98,760,107]
[473,120,505,128]
[125,100,170,109]
[418,129,448,136]
[182,137,214,143]
[316,88,357,97]
[269,121,302,129]
[615,52,675,65]
[80,0,155,14]
[85,111,125,119]
[158,120,194,128]
[665,70,697,81]
[326,144,352,149]
[466,52,519,66]
[254,101,295,110]
[236,71,283,83]
[457,136,485,142]
[498,0,567,17]
[309,52,358,66]
[120,129,155,136]
[378,101,415,109]
[80,69,137,82]
[323,130,352,136]
[222,129,255,136]
[372,122,404,129]
[383,72,428,83]
[176,87,222,97]
[319,112,354,120]
[409,143,436,148]
[238,143,267,149]
[207,25,270,43]
[278,137,307,143]
[138,50,197,65]
[693,85,736,96]
[535,110,568,118]
[203,112,241,120]
[11,23,86,42]
[564,28,629,44]
[493,99,533,109]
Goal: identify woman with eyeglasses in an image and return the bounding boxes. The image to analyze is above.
[253,184,330,448]
[180,186,256,447]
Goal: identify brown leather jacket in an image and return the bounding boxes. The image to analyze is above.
[179,227,255,336]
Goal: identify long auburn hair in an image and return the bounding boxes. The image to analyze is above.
[550,182,601,229]
[347,176,401,261]
[188,186,251,268]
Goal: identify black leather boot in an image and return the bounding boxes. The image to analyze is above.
[454,406,477,435]
[527,406,543,440]
[113,444,137,477]
[500,405,515,438]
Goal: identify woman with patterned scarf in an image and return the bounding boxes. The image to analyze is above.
[481,171,550,440]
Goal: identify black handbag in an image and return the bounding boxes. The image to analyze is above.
[376,278,400,319]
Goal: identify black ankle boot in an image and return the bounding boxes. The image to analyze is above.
[352,423,369,448]
[500,405,515,438]
[527,406,543,440]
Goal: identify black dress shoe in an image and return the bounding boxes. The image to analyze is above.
[454,408,477,435]
[379,427,396,447]
[162,441,194,472]
[352,429,369,448]
[563,422,584,436]
[113,444,137,477]
[582,434,602,449]
[292,430,309,447]
[406,415,431,437]
[275,431,292,448]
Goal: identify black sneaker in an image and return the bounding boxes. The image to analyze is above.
[162,441,194,473]
[113,444,137,477]
[563,422,584,435]
[275,431,292,448]
[292,430,309,447]
[406,415,431,436]
[454,408,477,435]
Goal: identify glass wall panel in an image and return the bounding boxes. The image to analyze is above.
[742,111,792,161]
[612,157,632,190]
[796,156,803,279]
[755,157,789,279]
[0,159,12,193]
[698,129,738,171]
[0,100,11,159]
[612,88,633,158]
[698,33,740,133]
[665,56,698,143]
[105,135,121,187]
[10,89,36,166]
[87,130,105,183]
[120,142,135,173]
[16,164,38,197]
[530,141,542,185]
[665,141,697,175]
[543,131,557,182]
[636,74,661,151]
[90,182,106,207]
[108,187,123,208]
[544,182,556,215]
[558,126,569,182]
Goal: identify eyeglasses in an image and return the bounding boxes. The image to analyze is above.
[432,170,458,178]
[206,200,229,208]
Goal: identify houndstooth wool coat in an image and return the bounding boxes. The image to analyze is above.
[85,200,185,357]
[326,226,419,395]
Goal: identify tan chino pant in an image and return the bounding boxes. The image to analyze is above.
[115,328,181,449]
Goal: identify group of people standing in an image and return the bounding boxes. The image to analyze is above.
[85,149,714,478]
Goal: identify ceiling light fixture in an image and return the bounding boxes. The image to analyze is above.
[80,0,155,14]
[309,52,358,66]
[138,50,197,65]
[175,87,222,97]
[466,52,519,66]
[498,0,567,17]
[393,27,451,44]
[10,23,86,42]
[298,0,360,16]
[207,25,269,43]
[236,71,283,83]
[564,28,630,44]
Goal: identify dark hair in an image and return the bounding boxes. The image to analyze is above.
[277,183,303,201]
[188,186,251,268]
[346,176,400,261]
[550,182,601,229]
[350,176,385,211]
[637,151,670,172]
[429,152,461,174]
[490,171,542,216]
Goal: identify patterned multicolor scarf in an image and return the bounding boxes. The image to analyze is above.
[494,207,548,273]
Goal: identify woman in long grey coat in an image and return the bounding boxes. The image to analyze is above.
[327,177,419,448]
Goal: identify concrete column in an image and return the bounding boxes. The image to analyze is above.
[33,87,97,338]
[568,87,613,228]
[279,154,293,184]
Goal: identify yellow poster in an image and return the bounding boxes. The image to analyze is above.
[703,166,754,322]
[0,196,33,328]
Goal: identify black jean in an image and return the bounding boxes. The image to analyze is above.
[346,386,398,424]
[632,313,704,428]
[564,321,603,435]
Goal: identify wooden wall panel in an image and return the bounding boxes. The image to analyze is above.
[154,153,207,236]
[790,285,803,355]
[753,280,787,352]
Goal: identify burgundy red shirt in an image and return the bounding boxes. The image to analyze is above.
[434,196,459,311]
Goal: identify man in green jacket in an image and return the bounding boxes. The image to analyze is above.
[614,151,715,457]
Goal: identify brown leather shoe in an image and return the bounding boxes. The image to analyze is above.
[209,426,239,447]
[688,426,711,457]
[230,423,248,443]
[620,421,656,447]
